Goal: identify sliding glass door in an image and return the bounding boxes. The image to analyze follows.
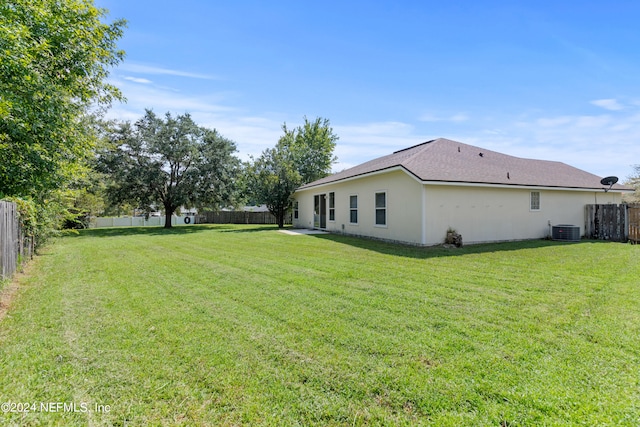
[313,194,327,229]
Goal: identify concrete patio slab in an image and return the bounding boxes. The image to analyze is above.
[278,229,329,236]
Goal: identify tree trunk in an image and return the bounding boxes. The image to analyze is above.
[164,206,173,228]
[268,206,285,229]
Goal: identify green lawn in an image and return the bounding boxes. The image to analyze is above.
[1,225,639,426]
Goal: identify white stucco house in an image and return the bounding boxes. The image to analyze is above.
[292,138,633,245]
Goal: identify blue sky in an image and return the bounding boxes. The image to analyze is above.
[100,0,640,181]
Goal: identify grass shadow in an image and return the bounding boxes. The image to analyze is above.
[218,225,283,233]
[309,232,611,260]
[67,224,229,238]
[68,224,285,238]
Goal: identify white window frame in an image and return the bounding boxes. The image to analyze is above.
[293,200,299,219]
[530,191,541,211]
[375,191,387,227]
[349,194,358,225]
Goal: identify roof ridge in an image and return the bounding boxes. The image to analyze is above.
[392,139,437,154]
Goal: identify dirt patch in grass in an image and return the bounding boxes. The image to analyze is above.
[0,280,20,322]
[0,260,36,322]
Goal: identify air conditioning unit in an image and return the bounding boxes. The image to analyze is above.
[552,225,580,242]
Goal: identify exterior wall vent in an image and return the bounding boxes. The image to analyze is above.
[552,225,580,242]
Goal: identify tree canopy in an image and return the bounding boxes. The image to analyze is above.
[0,0,125,197]
[248,146,302,228]
[98,110,240,228]
[624,165,640,204]
[248,117,338,227]
[280,117,338,184]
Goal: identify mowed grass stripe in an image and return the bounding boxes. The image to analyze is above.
[0,225,639,426]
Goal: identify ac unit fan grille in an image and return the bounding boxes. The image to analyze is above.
[552,225,580,242]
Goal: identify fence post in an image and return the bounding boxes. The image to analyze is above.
[623,204,628,241]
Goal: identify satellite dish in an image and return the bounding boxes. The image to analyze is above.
[600,176,618,192]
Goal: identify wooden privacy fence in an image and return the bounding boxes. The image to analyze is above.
[0,201,34,280]
[197,211,291,225]
[585,204,638,242]
[629,204,640,243]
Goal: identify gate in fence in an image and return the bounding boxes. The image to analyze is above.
[585,204,639,242]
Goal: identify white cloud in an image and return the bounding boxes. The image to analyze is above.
[108,77,235,115]
[476,111,640,179]
[336,121,414,137]
[329,121,432,172]
[118,62,219,80]
[123,76,152,84]
[538,114,614,129]
[536,116,573,127]
[590,99,624,111]
[575,115,613,128]
[193,114,285,161]
[419,113,469,122]
[106,77,286,161]
[450,113,469,122]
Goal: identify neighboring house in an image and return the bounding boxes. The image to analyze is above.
[221,205,270,212]
[293,138,634,245]
[243,204,270,213]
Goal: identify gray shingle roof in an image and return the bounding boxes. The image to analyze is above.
[298,138,632,191]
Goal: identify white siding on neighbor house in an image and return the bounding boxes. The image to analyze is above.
[91,215,192,228]
[294,169,623,246]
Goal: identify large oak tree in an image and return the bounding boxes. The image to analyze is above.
[99,110,240,228]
